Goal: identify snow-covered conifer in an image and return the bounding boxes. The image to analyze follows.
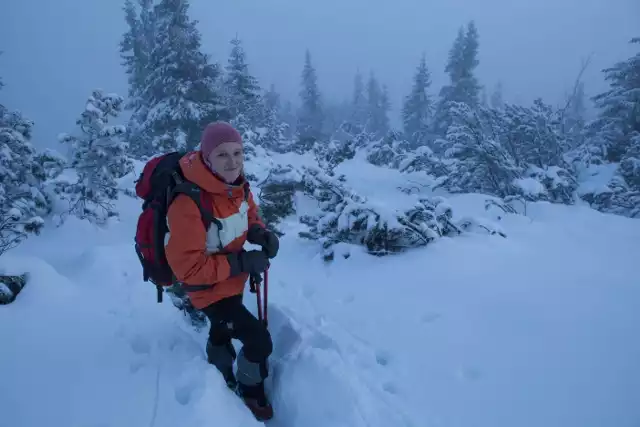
[0,102,49,256]
[57,89,133,224]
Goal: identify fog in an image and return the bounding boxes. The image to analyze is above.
[1,0,638,149]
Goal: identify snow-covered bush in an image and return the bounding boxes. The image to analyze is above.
[436,102,522,197]
[398,145,449,178]
[296,166,496,261]
[0,272,28,305]
[0,104,50,256]
[56,89,134,225]
[255,164,304,235]
[365,130,410,168]
[579,174,640,218]
[312,138,356,175]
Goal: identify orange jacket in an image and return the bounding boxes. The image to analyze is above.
[164,151,264,309]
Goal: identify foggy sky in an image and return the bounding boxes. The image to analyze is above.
[1,0,638,149]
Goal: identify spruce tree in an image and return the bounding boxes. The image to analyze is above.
[587,37,640,163]
[579,37,640,217]
[119,0,155,157]
[140,0,227,154]
[259,84,289,152]
[223,35,264,131]
[0,87,49,256]
[350,70,368,132]
[490,82,504,110]
[296,49,324,151]
[402,53,433,146]
[57,89,133,224]
[365,72,390,138]
[264,83,280,115]
[432,21,482,142]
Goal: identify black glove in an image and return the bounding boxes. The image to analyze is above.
[227,250,270,276]
[247,224,279,259]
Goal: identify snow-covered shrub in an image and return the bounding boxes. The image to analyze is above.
[436,102,522,197]
[297,166,486,260]
[0,104,50,256]
[56,89,134,225]
[0,272,28,305]
[398,145,449,178]
[255,164,304,235]
[579,174,640,218]
[34,148,67,180]
[312,138,356,175]
[365,131,410,168]
[522,165,577,204]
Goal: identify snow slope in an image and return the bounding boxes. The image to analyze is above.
[2,155,640,427]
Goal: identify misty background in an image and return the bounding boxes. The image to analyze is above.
[1,0,638,149]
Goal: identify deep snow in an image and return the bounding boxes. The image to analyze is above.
[1,154,640,427]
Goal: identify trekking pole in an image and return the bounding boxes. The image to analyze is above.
[263,268,269,327]
[250,273,263,323]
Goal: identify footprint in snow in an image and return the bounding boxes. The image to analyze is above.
[310,330,338,352]
[382,381,399,395]
[375,350,391,367]
[174,373,205,405]
[420,312,442,324]
[130,360,145,374]
[130,334,151,355]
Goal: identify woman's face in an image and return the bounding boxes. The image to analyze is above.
[205,141,244,183]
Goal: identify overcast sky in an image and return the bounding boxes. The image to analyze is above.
[1,0,638,149]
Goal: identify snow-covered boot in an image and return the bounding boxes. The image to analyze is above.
[206,339,237,389]
[236,348,273,421]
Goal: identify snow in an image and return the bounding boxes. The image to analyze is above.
[2,154,640,427]
[514,176,546,196]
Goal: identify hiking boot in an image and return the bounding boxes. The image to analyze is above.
[235,348,272,420]
[237,381,273,421]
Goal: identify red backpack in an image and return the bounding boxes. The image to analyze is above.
[133,151,216,303]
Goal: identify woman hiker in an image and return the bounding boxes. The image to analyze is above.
[164,121,279,421]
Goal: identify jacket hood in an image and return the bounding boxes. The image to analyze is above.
[178,151,247,197]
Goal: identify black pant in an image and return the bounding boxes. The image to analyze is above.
[201,294,273,364]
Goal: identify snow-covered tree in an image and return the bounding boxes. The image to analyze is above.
[490,82,504,110]
[586,37,640,164]
[348,70,368,133]
[119,0,155,157]
[501,99,568,169]
[296,49,324,152]
[139,0,227,154]
[575,37,640,217]
[0,101,49,256]
[223,35,264,132]
[437,102,522,197]
[432,21,482,142]
[365,72,390,138]
[365,130,410,169]
[264,84,280,115]
[57,89,134,225]
[402,53,433,146]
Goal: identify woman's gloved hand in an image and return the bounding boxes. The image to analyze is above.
[247,224,279,258]
[227,250,270,276]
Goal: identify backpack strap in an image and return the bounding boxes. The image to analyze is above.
[169,171,221,231]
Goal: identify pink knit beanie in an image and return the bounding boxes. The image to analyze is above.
[200,121,242,159]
